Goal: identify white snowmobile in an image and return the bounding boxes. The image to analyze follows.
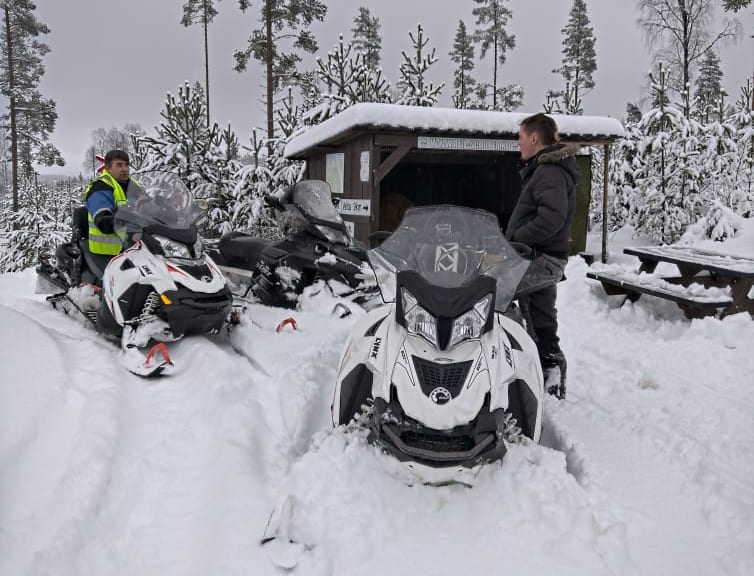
[332,205,563,485]
[36,172,234,377]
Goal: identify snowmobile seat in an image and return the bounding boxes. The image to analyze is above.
[78,238,112,284]
[72,205,89,242]
[218,231,272,268]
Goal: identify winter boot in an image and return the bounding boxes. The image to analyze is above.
[541,351,567,400]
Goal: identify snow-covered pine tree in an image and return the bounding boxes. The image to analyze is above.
[298,70,321,112]
[307,34,391,125]
[234,0,327,141]
[693,49,726,124]
[592,103,641,231]
[396,23,444,107]
[133,82,242,236]
[136,82,222,190]
[351,6,381,69]
[729,81,753,215]
[204,123,244,236]
[450,20,476,109]
[633,63,704,243]
[471,0,516,111]
[0,175,76,272]
[699,103,738,208]
[223,89,305,238]
[550,0,596,115]
[1,1,63,212]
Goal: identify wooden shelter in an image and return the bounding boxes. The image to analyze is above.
[285,104,625,259]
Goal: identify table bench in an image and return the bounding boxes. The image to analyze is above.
[586,245,754,319]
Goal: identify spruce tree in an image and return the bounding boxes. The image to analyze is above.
[181,0,222,125]
[633,63,704,242]
[1,0,63,213]
[472,0,516,111]
[692,49,725,124]
[551,0,596,115]
[351,7,381,69]
[234,0,327,141]
[396,23,444,107]
[450,20,476,109]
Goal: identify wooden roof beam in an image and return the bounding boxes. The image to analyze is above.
[374,145,412,184]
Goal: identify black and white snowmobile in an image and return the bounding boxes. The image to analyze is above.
[332,205,564,485]
[208,179,378,310]
[36,171,234,377]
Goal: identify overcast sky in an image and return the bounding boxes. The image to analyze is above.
[36,0,753,176]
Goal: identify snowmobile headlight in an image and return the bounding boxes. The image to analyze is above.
[449,293,492,348]
[401,288,437,346]
[153,235,192,259]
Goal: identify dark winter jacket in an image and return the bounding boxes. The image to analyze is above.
[505,143,581,260]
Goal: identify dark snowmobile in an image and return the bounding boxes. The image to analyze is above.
[36,172,234,377]
[209,179,378,309]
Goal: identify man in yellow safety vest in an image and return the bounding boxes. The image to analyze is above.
[83,149,137,259]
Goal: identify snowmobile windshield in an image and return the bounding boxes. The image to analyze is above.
[291,180,344,227]
[115,172,200,230]
[369,205,531,311]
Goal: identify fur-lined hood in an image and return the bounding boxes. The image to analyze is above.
[537,142,581,164]
[519,143,581,184]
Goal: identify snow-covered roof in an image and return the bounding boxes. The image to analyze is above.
[285,103,625,158]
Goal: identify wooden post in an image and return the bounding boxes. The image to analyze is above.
[602,143,610,264]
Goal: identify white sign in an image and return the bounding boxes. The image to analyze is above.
[417,136,519,153]
[344,220,355,237]
[336,198,371,217]
[359,150,370,182]
[326,153,345,194]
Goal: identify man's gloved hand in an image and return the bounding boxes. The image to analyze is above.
[93,208,115,234]
[510,241,536,260]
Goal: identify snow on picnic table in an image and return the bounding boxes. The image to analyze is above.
[1,222,754,576]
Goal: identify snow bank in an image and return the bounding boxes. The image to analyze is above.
[1,225,753,575]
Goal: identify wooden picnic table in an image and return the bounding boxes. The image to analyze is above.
[586,245,754,319]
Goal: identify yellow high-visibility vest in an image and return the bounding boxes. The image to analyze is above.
[83,170,128,255]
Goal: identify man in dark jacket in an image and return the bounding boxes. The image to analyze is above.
[506,113,580,399]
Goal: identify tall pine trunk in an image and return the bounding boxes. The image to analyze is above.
[203,0,210,126]
[492,3,498,109]
[265,0,274,143]
[681,3,691,118]
[3,4,18,215]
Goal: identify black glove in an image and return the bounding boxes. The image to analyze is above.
[93,208,115,234]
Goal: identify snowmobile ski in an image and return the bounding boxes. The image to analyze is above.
[120,342,174,378]
[261,494,306,570]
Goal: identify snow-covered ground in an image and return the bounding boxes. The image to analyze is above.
[2,223,754,576]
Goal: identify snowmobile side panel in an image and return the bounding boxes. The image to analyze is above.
[336,364,374,424]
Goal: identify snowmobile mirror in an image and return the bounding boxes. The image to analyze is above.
[368,231,391,248]
[264,195,285,211]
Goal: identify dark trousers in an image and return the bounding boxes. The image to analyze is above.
[518,283,561,361]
